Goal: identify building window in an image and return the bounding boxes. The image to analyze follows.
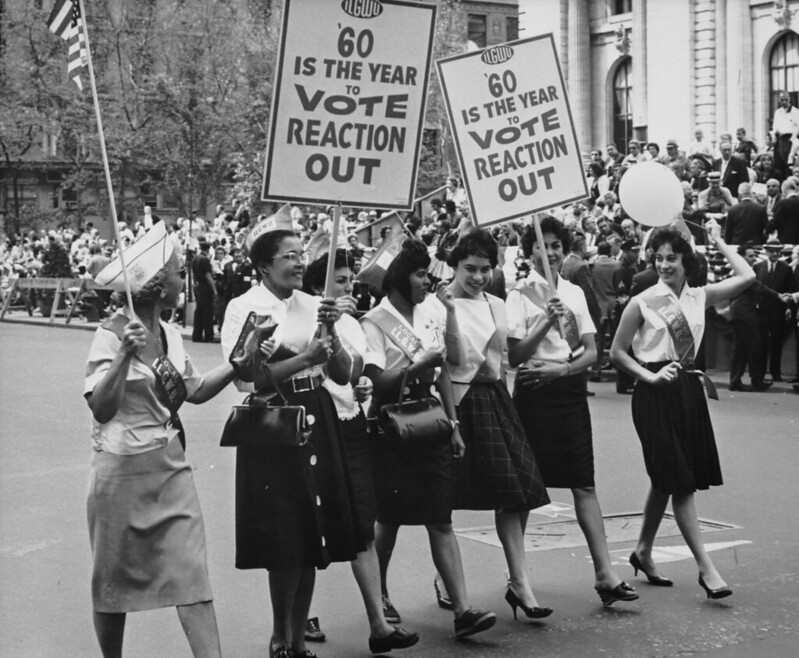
[769,31,799,120]
[609,0,632,15]
[612,57,633,153]
[506,16,519,42]
[468,14,487,49]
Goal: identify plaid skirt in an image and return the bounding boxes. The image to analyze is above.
[632,363,722,494]
[454,381,550,511]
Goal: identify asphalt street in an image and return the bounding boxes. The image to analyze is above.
[1,321,798,657]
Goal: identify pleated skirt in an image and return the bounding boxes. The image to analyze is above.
[632,363,722,494]
[454,381,550,511]
[87,437,213,613]
[513,373,595,488]
[235,386,365,570]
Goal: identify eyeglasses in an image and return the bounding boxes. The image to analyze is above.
[272,251,302,263]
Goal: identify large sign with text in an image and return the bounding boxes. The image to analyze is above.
[436,35,588,227]
[262,0,436,209]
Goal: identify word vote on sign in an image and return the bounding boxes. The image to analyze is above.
[263,0,436,209]
[437,35,588,227]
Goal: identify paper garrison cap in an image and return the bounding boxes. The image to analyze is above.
[243,203,295,255]
[94,222,174,293]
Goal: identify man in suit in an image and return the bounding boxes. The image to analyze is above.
[770,177,799,245]
[589,241,621,381]
[714,141,749,199]
[725,183,768,245]
[764,178,782,220]
[561,233,602,329]
[755,239,794,381]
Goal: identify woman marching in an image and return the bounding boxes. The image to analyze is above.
[301,251,419,654]
[610,227,754,599]
[506,216,639,607]
[360,239,497,640]
[443,229,553,620]
[221,206,365,658]
[86,223,238,657]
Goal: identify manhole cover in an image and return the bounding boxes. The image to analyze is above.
[455,502,740,552]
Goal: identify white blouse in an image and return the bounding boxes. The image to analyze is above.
[506,270,596,363]
[361,295,446,372]
[632,280,707,363]
[84,311,203,455]
[221,284,324,392]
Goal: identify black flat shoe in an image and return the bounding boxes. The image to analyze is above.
[434,576,453,610]
[504,586,553,620]
[629,552,673,587]
[269,643,294,658]
[698,575,732,600]
[595,581,639,607]
[369,627,420,654]
[304,617,325,642]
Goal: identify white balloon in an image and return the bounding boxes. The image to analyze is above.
[619,162,684,227]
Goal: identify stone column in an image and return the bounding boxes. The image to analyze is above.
[567,0,591,151]
[694,1,718,143]
[725,0,754,134]
[631,0,648,139]
[715,0,727,144]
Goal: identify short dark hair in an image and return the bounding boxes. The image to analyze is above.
[444,199,457,214]
[520,216,571,258]
[650,228,699,279]
[302,249,353,294]
[597,241,611,256]
[248,230,296,269]
[447,229,498,268]
[382,239,430,301]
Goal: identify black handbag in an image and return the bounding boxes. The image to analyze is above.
[220,363,311,448]
[378,368,453,444]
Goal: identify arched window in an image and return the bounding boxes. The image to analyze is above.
[769,31,798,117]
[612,57,633,153]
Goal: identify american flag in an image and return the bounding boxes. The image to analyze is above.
[47,0,88,90]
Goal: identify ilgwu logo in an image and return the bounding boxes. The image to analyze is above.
[481,45,514,65]
[341,0,383,19]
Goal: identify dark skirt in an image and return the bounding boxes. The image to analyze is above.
[87,437,213,613]
[235,386,365,570]
[340,411,377,542]
[514,372,595,488]
[372,408,455,526]
[632,363,722,494]
[454,381,550,511]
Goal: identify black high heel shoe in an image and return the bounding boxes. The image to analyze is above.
[629,552,673,587]
[595,581,639,607]
[504,586,553,619]
[698,575,732,600]
[434,577,453,610]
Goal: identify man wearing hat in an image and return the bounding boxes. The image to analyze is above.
[191,238,217,342]
[664,139,688,179]
[754,239,794,381]
[698,171,734,213]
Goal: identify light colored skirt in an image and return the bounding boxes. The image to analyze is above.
[87,437,213,613]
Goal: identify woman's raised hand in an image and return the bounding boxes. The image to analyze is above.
[121,320,147,356]
[545,296,566,324]
[436,285,456,312]
[317,298,342,325]
[335,294,358,317]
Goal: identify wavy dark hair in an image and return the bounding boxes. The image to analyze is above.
[302,249,354,294]
[520,216,572,258]
[650,227,699,278]
[382,239,430,302]
[447,229,498,268]
[248,230,296,270]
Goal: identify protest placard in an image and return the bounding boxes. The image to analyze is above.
[262,0,436,209]
[436,35,588,228]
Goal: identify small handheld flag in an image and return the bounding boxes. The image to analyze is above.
[47,0,88,90]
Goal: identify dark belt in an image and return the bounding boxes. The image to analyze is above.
[642,360,718,400]
[288,373,324,393]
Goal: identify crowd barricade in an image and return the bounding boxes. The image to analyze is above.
[0,277,115,325]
